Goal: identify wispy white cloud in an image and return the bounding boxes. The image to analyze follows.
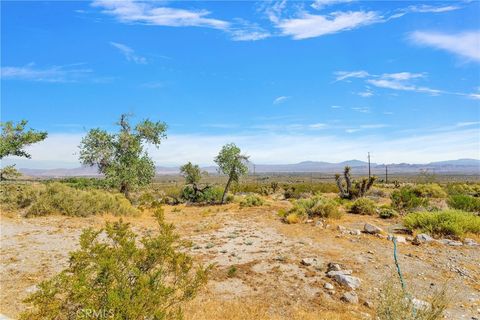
[406,4,461,13]
[409,31,480,62]
[1,63,92,83]
[110,42,147,64]
[357,89,373,97]
[273,96,290,104]
[92,0,229,29]
[456,121,480,127]
[351,107,370,113]
[276,10,381,40]
[311,0,356,10]
[10,126,477,166]
[334,70,369,81]
[228,19,271,41]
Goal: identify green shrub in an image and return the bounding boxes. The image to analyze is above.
[447,195,480,213]
[403,209,480,238]
[0,183,43,211]
[59,177,113,190]
[376,280,447,320]
[379,207,399,219]
[391,187,429,212]
[350,198,376,215]
[20,210,210,320]
[412,184,447,198]
[445,183,480,197]
[27,182,138,217]
[239,194,264,207]
[290,196,342,219]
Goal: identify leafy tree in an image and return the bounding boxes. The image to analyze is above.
[0,120,47,181]
[180,162,210,202]
[79,114,167,198]
[214,143,249,204]
[20,208,210,320]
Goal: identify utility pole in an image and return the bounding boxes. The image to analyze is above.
[385,165,388,184]
[368,152,371,179]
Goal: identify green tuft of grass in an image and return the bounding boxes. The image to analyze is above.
[350,197,376,215]
[447,194,480,213]
[403,209,480,239]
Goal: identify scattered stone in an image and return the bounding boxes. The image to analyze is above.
[350,229,361,236]
[327,262,342,272]
[413,233,433,245]
[438,239,463,246]
[464,238,479,246]
[364,300,374,308]
[327,270,353,277]
[412,298,430,311]
[387,234,407,243]
[324,282,334,290]
[306,219,314,224]
[333,274,361,289]
[341,291,359,304]
[315,221,324,228]
[364,223,383,234]
[337,225,347,232]
[301,258,323,270]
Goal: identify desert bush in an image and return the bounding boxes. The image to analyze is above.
[285,212,301,224]
[20,209,209,320]
[27,182,138,217]
[239,194,264,208]
[376,281,447,320]
[403,209,480,238]
[412,184,447,198]
[444,183,480,197]
[379,207,399,219]
[0,183,43,211]
[60,177,113,190]
[391,187,429,212]
[288,196,342,219]
[447,195,480,213]
[283,182,338,199]
[350,198,376,215]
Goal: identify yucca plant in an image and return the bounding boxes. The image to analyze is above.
[335,166,376,199]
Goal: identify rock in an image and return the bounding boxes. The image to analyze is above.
[327,270,353,277]
[438,239,463,246]
[306,219,314,224]
[412,298,430,311]
[315,221,324,228]
[301,258,323,270]
[350,229,361,236]
[364,223,383,234]
[327,262,342,272]
[333,274,361,289]
[413,233,433,245]
[341,291,359,304]
[364,300,374,308]
[324,282,334,290]
[337,225,347,232]
[464,238,479,246]
[388,234,407,243]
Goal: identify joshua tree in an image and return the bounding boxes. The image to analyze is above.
[0,120,48,181]
[335,166,376,199]
[79,114,167,198]
[214,143,249,204]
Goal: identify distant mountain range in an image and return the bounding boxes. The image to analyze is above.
[16,159,480,177]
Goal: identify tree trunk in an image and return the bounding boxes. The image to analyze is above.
[120,183,130,201]
[221,176,233,204]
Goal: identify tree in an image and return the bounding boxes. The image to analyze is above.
[0,120,47,181]
[335,166,376,199]
[214,143,249,204]
[180,162,210,201]
[21,208,210,320]
[79,114,167,198]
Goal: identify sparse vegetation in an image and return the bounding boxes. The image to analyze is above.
[411,183,447,198]
[447,194,480,213]
[239,194,264,207]
[20,209,210,320]
[379,207,399,219]
[376,280,448,320]
[391,186,429,212]
[335,166,376,200]
[284,195,342,221]
[350,197,376,215]
[404,209,480,238]
[27,182,138,217]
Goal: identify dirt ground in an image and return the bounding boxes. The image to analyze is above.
[1,199,479,319]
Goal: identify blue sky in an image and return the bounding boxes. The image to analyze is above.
[1,0,480,168]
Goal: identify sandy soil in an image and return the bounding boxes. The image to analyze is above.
[1,200,479,319]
